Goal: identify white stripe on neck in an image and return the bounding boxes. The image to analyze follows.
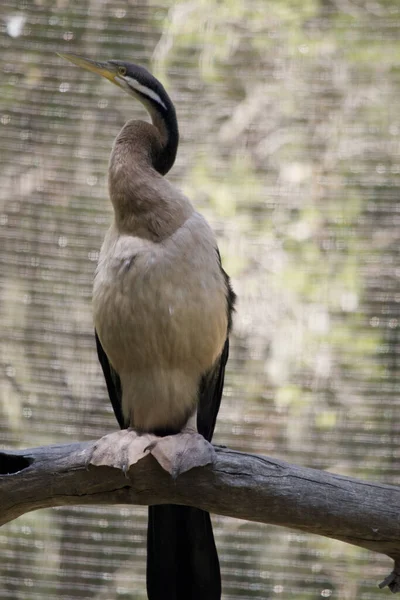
[124,75,168,111]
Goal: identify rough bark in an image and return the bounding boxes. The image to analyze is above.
[0,434,399,592]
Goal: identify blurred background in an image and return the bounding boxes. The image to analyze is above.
[1,0,399,598]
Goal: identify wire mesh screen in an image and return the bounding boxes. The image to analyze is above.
[1,0,399,598]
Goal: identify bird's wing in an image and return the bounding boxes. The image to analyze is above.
[197,338,229,443]
[197,252,235,443]
[95,330,126,430]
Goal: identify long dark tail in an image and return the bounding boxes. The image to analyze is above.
[147,504,221,600]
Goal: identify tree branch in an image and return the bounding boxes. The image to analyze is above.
[1,434,400,592]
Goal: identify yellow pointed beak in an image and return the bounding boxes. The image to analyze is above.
[58,52,119,85]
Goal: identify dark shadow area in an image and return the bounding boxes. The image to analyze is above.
[0,453,33,475]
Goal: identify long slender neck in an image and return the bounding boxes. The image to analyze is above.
[146,100,179,176]
[108,120,192,239]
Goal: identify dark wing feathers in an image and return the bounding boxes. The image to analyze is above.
[197,338,229,442]
[95,330,126,430]
[196,249,235,442]
[216,247,236,334]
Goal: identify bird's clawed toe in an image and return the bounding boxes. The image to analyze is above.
[88,429,155,473]
[149,432,215,479]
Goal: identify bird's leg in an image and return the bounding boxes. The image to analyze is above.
[147,410,216,479]
[181,411,198,434]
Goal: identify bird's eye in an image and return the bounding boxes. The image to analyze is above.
[118,66,126,76]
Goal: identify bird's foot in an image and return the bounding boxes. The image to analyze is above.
[146,431,215,479]
[88,429,155,477]
[88,429,215,479]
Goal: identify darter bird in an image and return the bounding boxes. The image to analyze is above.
[58,52,235,600]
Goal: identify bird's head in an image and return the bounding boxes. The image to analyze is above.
[58,53,169,115]
[58,52,178,175]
